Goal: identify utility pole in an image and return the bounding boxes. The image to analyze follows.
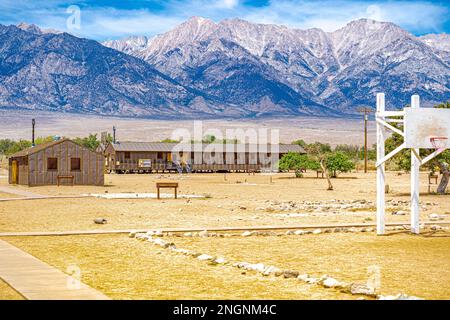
[113,126,116,144]
[357,107,373,173]
[31,119,36,147]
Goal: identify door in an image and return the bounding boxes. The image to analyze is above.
[11,160,18,184]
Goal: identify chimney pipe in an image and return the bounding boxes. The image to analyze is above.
[113,126,116,144]
[32,119,36,147]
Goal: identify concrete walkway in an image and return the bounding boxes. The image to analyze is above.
[0,195,91,202]
[0,221,448,237]
[0,186,46,198]
[0,239,110,300]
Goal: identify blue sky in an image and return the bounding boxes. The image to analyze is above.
[0,0,449,40]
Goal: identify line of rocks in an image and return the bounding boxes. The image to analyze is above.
[255,199,438,214]
[130,231,422,300]
[128,223,449,240]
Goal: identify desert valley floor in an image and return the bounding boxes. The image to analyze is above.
[0,110,375,146]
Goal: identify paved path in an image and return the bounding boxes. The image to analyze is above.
[0,221,448,237]
[0,239,110,300]
[0,186,46,198]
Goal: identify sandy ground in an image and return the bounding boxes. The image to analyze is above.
[0,169,449,300]
[0,279,23,300]
[0,110,375,146]
[0,170,448,233]
[3,231,449,299]
[3,234,356,300]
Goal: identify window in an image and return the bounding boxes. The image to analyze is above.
[71,158,81,171]
[47,158,58,170]
[124,152,131,159]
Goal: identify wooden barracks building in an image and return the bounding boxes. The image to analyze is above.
[104,141,305,173]
[9,138,104,186]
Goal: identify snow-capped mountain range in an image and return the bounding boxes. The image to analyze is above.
[104,17,450,115]
[0,17,449,118]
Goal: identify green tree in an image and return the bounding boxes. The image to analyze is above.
[160,138,180,143]
[278,152,316,178]
[326,151,355,177]
[4,140,32,155]
[34,136,54,145]
[306,143,334,190]
[73,134,100,151]
[203,134,216,143]
[0,139,15,155]
[292,139,307,149]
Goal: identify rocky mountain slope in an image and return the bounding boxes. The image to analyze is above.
[0,24,237,118]
[0,18,448,119]
[105,17,450,112]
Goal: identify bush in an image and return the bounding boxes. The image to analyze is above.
[326,151,355,177]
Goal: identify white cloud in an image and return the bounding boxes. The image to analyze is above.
[0,0,448,39]
[217,0,239,9]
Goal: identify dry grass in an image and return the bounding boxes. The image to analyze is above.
[0,279,24,300]
[171,232,450,300]
[2,235,355,300]
[0,192,20,199]
[4,230,449,300]
[1,169,449,300]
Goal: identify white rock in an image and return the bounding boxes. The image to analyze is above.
[183,232,193,237]
[429,213,443,221]
[262,265,281,276]
[322,277,341,288]
[234,262,250,269]
[392,210,407,215]
[378,293,423,300]
[151,238,171,248]
[297,274,310,282]
[305,277,318,284]
[94,218,107,224]
[312,229,322,234]
[197,254,214,261]
[350,283,377,297]
[128,231,137,238]
[294,230,306,235]
[198,230,209,237]
[241,231,253,237]
[213,257,227,264]
[250,263,266,272]
[147,230,163,237]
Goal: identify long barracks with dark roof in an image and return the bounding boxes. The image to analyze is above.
[103,142,305,173]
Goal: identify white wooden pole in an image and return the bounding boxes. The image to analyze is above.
[411,95,420,234]
[376,93,386,235]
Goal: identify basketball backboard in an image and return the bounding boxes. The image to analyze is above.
[404,107,450,149]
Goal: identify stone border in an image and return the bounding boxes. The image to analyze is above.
[130,223,449,239]
[130,232,423,300]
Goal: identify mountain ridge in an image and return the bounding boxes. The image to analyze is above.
[104,17,449,113]
[0,18,448,119]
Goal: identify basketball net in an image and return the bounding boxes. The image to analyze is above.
[430,136,448,150]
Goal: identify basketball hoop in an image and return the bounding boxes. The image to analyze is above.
[430,136,448,150]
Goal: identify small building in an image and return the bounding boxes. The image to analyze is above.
[9,138,104,186]
[104,141,305,173]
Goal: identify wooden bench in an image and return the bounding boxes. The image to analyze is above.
[57,175,74,186]
[156,182,179,199]
[316,170,324,178]
[428,173,439,193]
